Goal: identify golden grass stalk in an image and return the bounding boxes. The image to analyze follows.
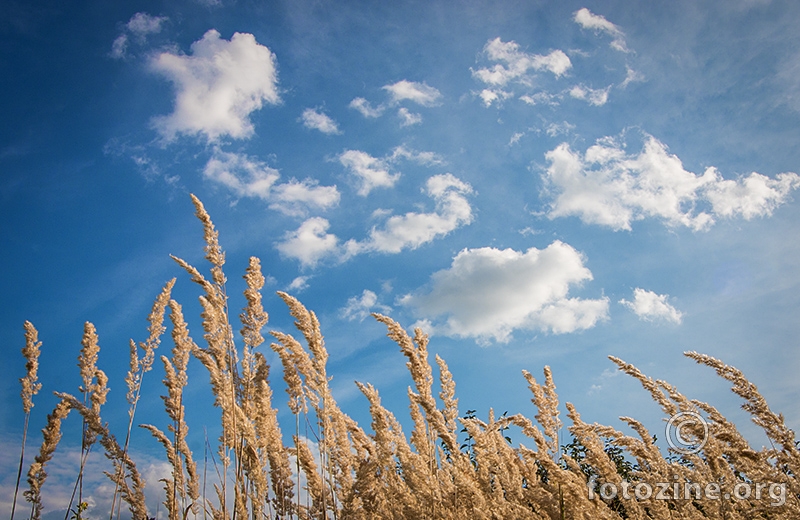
[111,279,174,520]
[25,398,72,520]
[140,298,201,520]
[65,322,109,517]
[12,322,43,520]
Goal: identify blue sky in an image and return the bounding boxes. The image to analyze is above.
[3,0,800,515]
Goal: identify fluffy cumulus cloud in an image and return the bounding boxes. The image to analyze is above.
[345,173,473,256]
[401,241,609,344]
[301,108,341,134]
[704,171,800,219]
[620,288,683,324]
[473,38,572,86]
[542,134,800,230]
[340,289,392,321]
[472,38,571,106]
[150,30,280,142]
[383,80,442,106]
[573,8,629,52]
[338,150,401,196]
[204,150,339,216]
[276,217,339,268]
[111,12,168,59]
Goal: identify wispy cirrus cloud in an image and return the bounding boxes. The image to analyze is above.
[150,30,280,142]
[620,288,683,324]
[400,241,609,344]
[542,133,800,231]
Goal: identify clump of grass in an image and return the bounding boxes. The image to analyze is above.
[12,195,799,520]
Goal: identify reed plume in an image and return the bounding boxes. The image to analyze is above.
[12,322,43,520]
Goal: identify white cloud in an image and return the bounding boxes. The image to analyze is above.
[478,88,513,107]
[204,149,280,198]
[203,150,339,216]
[276,217,339,268]
[397,107,422,126]
[389,145,443,166]
[542,134,800,230]
[287,276,310,292]
[110,12,168,59]
[111,35,129,59]
[620,66,645,88]
[573,8,629,53]
[382,80,442,106]
[509,132,525,146]
[349,97,385,118]
[338,150,401,196]
[269,178,341,217]
[620,288,683,324]
[337,146,442,197]
[472,38,572,88]
[126,12,168,35]
[704,170,800,219]
[150,30,280,142]
[301,108,341,135]
[340,289,392,321]
[520,92,559,106]
[569,84,611,106]
[587,367,621,395]
[350,81,440,124]
[545,121,576,137]
[400,241,609,344]
[344,173,473,255]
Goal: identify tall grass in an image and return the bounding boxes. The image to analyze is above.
[11,195,799,519]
